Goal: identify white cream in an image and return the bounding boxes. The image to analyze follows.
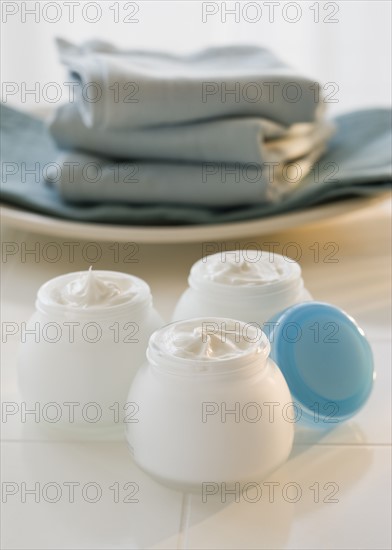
[196,251,295,286]
[172,250,311,325]
[49,267,138,309]
[150,318,266,367]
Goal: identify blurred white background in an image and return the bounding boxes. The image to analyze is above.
[1,0,391,116]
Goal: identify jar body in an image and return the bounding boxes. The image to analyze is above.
[173,286,312,325]
[126,357,294,489]
[17,307,163,432]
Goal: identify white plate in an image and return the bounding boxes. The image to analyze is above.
[1,194,390,243]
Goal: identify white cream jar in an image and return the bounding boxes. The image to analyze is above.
[172,250,312,325]
[17,269,163,433]
[126,317,294,489]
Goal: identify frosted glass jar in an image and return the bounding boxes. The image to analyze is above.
[172,250,312,325]
[17,269,163,433]
[126,318,294,489]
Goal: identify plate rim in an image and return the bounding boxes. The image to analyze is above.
[1,193,390,243]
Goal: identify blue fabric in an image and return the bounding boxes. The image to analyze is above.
[0,104,391,225]
[56,39,322,130]
[49,103,332,166]
[49,41,332,172]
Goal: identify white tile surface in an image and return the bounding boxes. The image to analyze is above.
[0,441,184,550]
[185,445,392,550]
[1,199,391,548]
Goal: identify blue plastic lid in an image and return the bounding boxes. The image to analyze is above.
[265,302,374,424]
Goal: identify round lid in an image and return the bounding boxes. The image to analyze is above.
[265,302,374,422]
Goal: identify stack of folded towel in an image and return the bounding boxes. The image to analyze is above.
[47,39,334,207]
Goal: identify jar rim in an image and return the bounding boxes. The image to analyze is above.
[147,317,271,376]
[188,251,303,297]
[36,270,152,318]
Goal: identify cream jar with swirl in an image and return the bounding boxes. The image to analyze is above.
[126,317,294,489]
[172,250,312,326]
[17,268,163,434]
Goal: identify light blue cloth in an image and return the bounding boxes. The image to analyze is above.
[50,40,330,165]
[1,105,390,225]
[45,140,326,207]
[46,151,281,206]
[57,39,322,129]
[49,103,331,165]
[47,41,335,204]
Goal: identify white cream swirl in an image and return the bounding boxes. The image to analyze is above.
[152,318,266,363]
[194,250,296,286]
[51,267,138,308]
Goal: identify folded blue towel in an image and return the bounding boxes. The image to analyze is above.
[49,103,332,165]
[50,40,331,166]
[57,39,323,129]
[1,105,390,225]
[45,145,325,207]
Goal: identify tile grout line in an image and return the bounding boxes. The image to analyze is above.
[176,491,192,550]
